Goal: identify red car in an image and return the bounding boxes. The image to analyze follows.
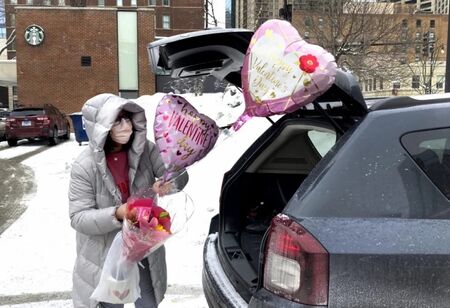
[5,104,70,146]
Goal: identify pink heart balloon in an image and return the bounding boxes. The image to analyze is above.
[233,19,337,130]
[154,94,219,181]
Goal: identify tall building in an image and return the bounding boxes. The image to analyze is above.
[436,0,448,14]
[3,0,204,114]
[235,0,284,30]
[381,0,445,13]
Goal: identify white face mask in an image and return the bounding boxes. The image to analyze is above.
[110,118,133,144]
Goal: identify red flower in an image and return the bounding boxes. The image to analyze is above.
[299,54,319,74]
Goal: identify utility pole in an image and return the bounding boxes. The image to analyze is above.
[445,6,450,92]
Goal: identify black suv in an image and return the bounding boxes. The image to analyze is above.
[5,104,70,146]
[149,29,450,307]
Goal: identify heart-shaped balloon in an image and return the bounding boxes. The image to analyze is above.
[154,94,219,181]
[233,19,337,130]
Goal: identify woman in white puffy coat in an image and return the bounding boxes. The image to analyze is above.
[68,93,188,308]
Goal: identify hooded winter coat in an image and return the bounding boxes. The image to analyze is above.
[68,93,188,308]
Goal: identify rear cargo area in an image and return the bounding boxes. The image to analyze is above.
[218,119,337,300]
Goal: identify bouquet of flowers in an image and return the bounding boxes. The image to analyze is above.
[122,194,172,262]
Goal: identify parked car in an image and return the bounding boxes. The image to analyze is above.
[0,109,9,141]
[149,29,450,307]
[5,104,70,146]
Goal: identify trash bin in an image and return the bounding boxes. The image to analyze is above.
[70,112,89,146]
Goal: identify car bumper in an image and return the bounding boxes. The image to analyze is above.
[6,128,50,139]
[203,233,324,308]
[202,233,248,308]
[249,288,323,308]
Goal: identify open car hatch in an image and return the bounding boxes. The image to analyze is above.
[147,29,253,86]
[147,29,367,117]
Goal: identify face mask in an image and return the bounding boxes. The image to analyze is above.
[110,118,133,144]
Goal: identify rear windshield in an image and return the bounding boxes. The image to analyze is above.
[11,109,44,117]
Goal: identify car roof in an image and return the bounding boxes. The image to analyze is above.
[370,93,450,111]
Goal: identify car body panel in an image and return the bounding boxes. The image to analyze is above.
[297,218,450,307]
[0,110,9,140]
[287,101,450,221]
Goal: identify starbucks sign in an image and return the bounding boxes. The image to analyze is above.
[24,25,45,46]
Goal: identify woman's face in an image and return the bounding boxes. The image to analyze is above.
[110,111,133,145]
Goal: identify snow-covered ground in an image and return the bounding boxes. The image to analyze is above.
[0,92,272,307]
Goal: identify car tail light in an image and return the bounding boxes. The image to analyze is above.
[37,116,50,125]
[6,118,15,127]
[263,214,329,306]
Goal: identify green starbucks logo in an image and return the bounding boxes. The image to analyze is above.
[24,25,45,46]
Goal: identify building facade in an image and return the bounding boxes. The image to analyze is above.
[4,0,203,113]
[234,0,448,97]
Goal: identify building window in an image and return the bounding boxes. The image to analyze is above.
[401,19,407,29]
[7,40,16,51]
[163,0,169,6]
[380,78,383,90]
[416,19,421,28]
[430,20,435,28]
[117,0,122,6]
[305,16,311,27]
[118,11,138,91]
[436,75,444,89]
[131,0,136,5]
[373,78,377,91]
[81,56,91,67]
[162,15,170,29]
[98,0,104,6]
[43,0,51,5]
[58,0,65,6]
[415,32,421,41]
[415,45,421,54]
[26,0,33,4]
[148,0,155,5]
[10,14,15,27]
[412,75,420,89]
[10,0,17,4]
[393,81,401,89]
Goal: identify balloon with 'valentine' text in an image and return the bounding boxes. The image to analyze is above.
[154,94,219,181]
[233,19,337,130]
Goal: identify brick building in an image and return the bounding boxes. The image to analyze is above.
[5,0,204,114]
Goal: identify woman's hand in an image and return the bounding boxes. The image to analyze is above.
[115,203,127,221]
[153,180,173,196]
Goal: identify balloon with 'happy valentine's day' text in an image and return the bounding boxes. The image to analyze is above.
[154,94,219,181]
[233,19,337,130]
